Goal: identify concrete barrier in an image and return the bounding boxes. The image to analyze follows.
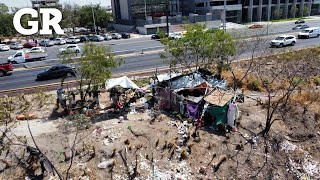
[141,46,165,54]
[113,49,135,56]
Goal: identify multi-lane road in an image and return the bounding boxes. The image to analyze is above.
[1,34,320,91]
[1,18,320,92]
[0,37,163,63]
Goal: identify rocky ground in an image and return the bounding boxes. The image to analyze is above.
[1,90,319,179]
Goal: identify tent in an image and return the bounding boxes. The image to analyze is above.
[105,76,140,90]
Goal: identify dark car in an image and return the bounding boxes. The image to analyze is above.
[295,19,305,24]
[23,42,37,48]
[292,24,309,30]
[79,36,90,43]
[121,32,131,39]
[151,34,168,40]
[36,65,76,81]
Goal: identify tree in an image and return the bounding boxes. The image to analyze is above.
[61,3,80,35]
[160,24,235,72]
[60,43,123,110]
[0,3,9,14]
[0,13,16,36]
[290,6,298,18]
[273,8,283,20]
[303,5,309,17]
[78,4,112,32]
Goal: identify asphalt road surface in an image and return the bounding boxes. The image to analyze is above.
[1,33,320,91]
[1,17,320,63]
[0,37,163,63]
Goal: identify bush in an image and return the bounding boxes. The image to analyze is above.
[312,76,320,86]
[247,78,261,91]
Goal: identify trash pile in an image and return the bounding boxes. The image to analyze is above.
[281,140,320,179]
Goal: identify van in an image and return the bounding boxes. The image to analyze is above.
[298,27,320,39]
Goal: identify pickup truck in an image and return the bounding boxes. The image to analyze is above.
[7,50,48,64]
[0,63,13,77]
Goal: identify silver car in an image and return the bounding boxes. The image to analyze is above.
[111,33,122,39]
[39,39,54,47]
[53,38,67,45]
[102,34,112,40]
[10,42,23,50]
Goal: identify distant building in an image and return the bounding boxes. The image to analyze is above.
[241,0,320,22]
[111,0,221,34]
[31,0,60,9]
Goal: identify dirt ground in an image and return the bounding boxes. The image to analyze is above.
[1,89,319,180]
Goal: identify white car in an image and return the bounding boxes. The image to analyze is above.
[66,37,80,44]
[169,32,182,39]
[59,45,81,54]
[53,38,67,45]
[298,27,320,39]
[10,43,23,50]
[270,35,296,48]
[102,34,112,40]
[0,44,10,51]
[111,33,122,39]
[28,47,45,53]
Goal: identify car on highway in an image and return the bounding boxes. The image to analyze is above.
[8,50,47,64]
[121,32,131,39]
[27,47,45,53]
[23,42,38,48]
[298,27,320,39]
[39,39,54,47]
[270,35,296,48]
[292,24,309,30]
[0,44,10,51]
[111,33,122,39]
[10,42,23,50]
[295,19,305,24]
[0,63,13,77]
[248,24,264,29]
[79,36,90,43]
[59,45,81,54]
[102,34,112,40]
[66,37,80,44]
[36,65,76,81]
[91,35,104,42]
[169,32,182,39]
[53,38,67,45]
[151,33,168,40]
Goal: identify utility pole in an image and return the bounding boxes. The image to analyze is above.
[223,0,226,32]
[166,0,170,34]
[144,0,147,21]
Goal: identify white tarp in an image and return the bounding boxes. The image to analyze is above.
[105,76,140,89]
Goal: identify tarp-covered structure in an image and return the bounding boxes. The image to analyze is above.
[203,89,234,128]
[155,70,231,125]
[105,76,140,90]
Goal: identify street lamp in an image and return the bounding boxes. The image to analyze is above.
[223,0,226,32]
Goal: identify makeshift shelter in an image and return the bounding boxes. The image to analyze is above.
[105,76,140,90]
[156,71,226,120]
[203,89,234,128]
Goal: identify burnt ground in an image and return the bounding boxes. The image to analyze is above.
[0,90,319,180]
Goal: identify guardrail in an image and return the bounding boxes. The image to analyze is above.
[141,46,165,54]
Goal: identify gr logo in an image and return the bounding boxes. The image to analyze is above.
[13,8,64,35]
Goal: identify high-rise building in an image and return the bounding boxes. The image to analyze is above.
[31,0,60,9]
[242,0,320,22]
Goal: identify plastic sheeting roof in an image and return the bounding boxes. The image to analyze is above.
[157,73,181,82]
[105,76,140,89]
[170,72,226,90]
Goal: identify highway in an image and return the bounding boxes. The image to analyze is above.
[0,37,163,63]
[1,33,320,91]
